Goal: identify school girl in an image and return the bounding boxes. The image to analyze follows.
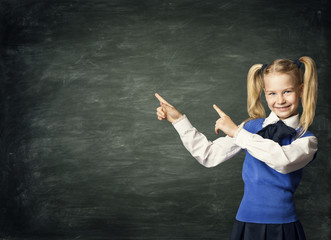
[154,56,318,240]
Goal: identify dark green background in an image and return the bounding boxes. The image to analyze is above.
[0,0,330,239]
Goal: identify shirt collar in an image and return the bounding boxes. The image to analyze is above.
[262,111,301,130]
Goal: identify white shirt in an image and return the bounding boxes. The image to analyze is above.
[172,111,318,174]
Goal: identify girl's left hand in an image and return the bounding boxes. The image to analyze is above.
[213,104,239,138]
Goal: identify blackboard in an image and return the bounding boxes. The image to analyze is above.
[0,0,330,239]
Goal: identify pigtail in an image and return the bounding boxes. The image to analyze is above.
[247,64,266,119]
[298,56,318,136]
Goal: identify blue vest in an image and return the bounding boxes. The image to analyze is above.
[236,118,315,224]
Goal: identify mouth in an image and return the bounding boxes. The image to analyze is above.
[274,106,291,111]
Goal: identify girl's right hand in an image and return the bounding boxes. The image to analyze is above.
[155,93,183,123]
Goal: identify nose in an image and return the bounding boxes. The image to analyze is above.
[277,94,286,104]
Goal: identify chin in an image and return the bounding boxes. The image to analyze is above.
[276,114,290,120]
[273,110,295,120]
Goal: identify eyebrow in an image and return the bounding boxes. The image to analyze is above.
[265,88,295,92]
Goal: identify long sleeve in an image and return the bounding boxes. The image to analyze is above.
[234,128,318,174]
[172,114,242,168]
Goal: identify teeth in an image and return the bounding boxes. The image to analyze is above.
[277,106,289,108]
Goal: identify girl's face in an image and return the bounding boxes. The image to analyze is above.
[263,73,302,120]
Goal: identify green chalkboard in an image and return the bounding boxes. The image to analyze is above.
[0,0,330,239]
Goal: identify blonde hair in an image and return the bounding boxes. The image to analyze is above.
[246,56,318,136]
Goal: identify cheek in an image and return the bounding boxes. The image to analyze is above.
[265,96,275,107]
[288,94,299,104]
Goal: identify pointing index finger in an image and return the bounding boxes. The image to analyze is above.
[213,104,226,117]
[155,93,173,107]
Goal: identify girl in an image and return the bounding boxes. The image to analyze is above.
[154,56,318,240]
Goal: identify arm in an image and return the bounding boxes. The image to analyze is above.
[234,128,318,174]
[172,114,242,168]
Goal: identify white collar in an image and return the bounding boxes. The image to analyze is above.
[262,111,301,130]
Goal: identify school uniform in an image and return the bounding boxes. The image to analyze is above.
[172,111,318,240]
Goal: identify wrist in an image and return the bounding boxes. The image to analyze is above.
[172,114,185,124]
[233,124,244,138]
[230,126,239,138]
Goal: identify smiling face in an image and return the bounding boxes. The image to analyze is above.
[263,73,303,120]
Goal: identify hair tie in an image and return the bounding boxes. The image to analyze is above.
[261,64,268,77]
[293,59,302,68]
